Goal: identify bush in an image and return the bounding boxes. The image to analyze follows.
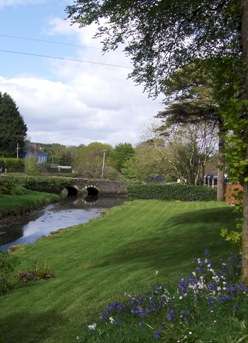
[24,157,40,175]
[0,175,73,194]
[128,183,216,201]
[0,157,24,173]
[0,254,55,296]
[18,261,55,284]
[23,176,73,193]
[0,177,28,195]
[0,252,16,295]
[1,175,73,194]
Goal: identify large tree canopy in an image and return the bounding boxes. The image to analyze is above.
[67,0,241,95]
[0,92,27,157]
[67,0,248,282]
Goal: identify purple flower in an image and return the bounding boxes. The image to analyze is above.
[207,297,215,305]
[178,278,188,295]
[154,330,161,340]
[208,282,217,292]
[166,308,175,321]
[218,295,232,303]
[131,306,147,317]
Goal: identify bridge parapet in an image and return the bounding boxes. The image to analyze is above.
[71,178,128,197]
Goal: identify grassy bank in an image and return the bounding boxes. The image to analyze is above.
[0,191,59,219]
[0,200,237,343]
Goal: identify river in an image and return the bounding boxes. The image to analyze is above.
[0,197,124,251]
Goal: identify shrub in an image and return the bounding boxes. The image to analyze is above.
[1,175,73,194]
[128,183,216,201]
[0,252,16,295]
[24,157,40,175]
[0,254,55,296]
[0,157,24,173]
[0,177,28,195]
[23,176,73,193]
[18,261,55,284]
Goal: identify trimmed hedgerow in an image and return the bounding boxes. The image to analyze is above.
[128,183,216,201]
[23,176,73,193]
[0,175,73,194]
[0,158,24,173]
[0,177,28,195]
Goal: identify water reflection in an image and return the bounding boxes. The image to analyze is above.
[0,197,124,251]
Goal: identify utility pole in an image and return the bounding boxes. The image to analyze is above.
[16,142,20,159]
[101,150,106,178]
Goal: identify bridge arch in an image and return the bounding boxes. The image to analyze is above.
[84,185,100,198]
[63,185,80,198]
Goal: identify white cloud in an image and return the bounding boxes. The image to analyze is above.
[0,18,162,146]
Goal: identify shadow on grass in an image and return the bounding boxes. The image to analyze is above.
[93,207,237,272]
[0,311,65,343]
[163,207,236,227]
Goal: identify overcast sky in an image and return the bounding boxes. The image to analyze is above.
[0,0,162,146]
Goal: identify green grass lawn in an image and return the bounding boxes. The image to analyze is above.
[0,191,59,219]
[0,200,237,343]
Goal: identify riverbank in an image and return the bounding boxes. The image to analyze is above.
[0,200,237,343]
[0,191,59,222]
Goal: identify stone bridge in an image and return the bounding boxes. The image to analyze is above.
[63,178,128,198]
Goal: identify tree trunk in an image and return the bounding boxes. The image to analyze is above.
[241,0,248,283]
[217,121,225,201]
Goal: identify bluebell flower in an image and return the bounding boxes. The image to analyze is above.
[154,330,161,340]
[218,295,232,303]
[131,305,147,317]
[207,297,215,305]
[166,308,175,321]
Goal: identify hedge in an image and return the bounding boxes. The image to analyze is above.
[0,177,28,195]
[0,158,24,173]
[0,175,73,194]
[128,183,217,201]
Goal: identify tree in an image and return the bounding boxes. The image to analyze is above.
[122,140,169,182]
[165,123,217,185]
[67,0,248,281]
[156,63,226,200]
[25,156,40,176]
[67,1,240,95]
[41,143,76,165]
[110,143,135,172]
[0,92,27,157]
[72,142,118,178]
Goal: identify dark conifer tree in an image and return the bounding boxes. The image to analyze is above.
[0,92,27,157]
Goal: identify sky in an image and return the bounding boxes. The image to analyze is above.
[0,0,162,146]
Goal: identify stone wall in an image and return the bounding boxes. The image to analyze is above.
[73,178,128,197]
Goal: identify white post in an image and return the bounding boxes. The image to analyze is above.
[101,150,106,178]
[16,142,19,159]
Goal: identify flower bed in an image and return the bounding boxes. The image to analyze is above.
[81,253,248,342]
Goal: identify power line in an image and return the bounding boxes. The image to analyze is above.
[0,48,130,70]
[0,33,84,49]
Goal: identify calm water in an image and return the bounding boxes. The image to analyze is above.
[0,197,124,251]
